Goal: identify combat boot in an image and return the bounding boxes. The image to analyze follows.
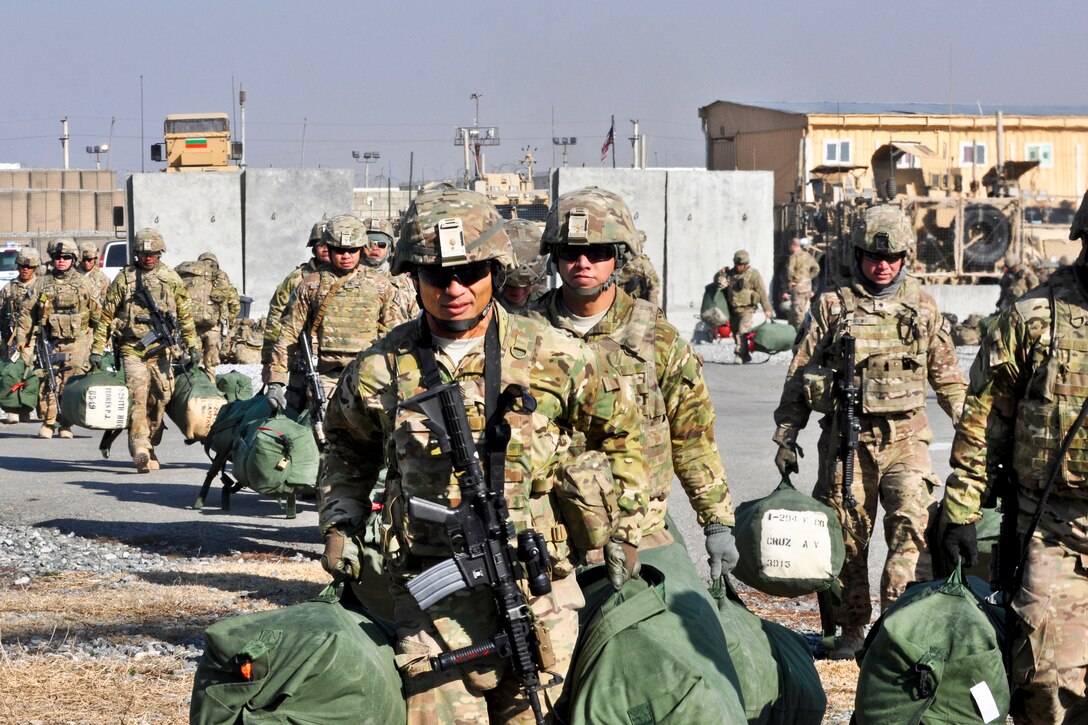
[828,626,866,661]
[134,449,152,474]
[147,449,160,471]
[37,424,54,439]
[58,426,74,439]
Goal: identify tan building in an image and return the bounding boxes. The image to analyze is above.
[699,101,1088,205]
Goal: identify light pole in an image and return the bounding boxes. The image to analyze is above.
[470,93,482,128]
[552,137,577,167]
[352,150,380,187]
[86,144,109,170]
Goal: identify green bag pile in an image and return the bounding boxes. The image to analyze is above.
[215,371,254,403]
[60,359,129,430]
[733,477,845,597]
[0,357,39,412]
[854,562,1008,725]
[750,320,796,354]
[206,395,273,458]
[167,369,227,441]
[190,585,405,725]
[232,412,320,497]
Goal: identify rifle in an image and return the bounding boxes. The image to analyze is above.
[837,333,861,512]
[401,380,560,725]
[35,322,63,407]
[295,327,327,448]
[133,268,190,366]
[1,295,15,359]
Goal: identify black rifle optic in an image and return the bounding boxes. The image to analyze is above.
[401,380,559,725]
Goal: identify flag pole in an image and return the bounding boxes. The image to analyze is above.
[610,115,616,168]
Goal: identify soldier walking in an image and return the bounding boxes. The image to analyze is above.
[360,217,419,321]
[941,190,1088,723]
[13,239,100,439]
[91,229,200,472]
[1,247,41,424]
[176,252,240,380]
[715,250,772,363]
[772,205,966,660]
[77,242,110,303]
[784,236,821,329]
[317,186,647,722]
[533,186,737,579]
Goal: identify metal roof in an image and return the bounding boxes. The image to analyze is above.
[724,100,1088,117]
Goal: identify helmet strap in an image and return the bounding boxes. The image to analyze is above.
[429,299,495,333]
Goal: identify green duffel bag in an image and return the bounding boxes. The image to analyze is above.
[215,371,254,403]
[700,281,731,327]
[0,357,39,412]
[854,561,1008,725]
[205,395,274,458]
[167,369,228,441]
[60,358,129,430]
[733,477,845,597]
[565,564,747,725]
[190,584,405,725]
[711,577,826,725]
[232,411,320,497]
[750,320,797,354]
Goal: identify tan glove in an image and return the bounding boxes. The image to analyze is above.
[321,528,361,581]
[604,540,641,591]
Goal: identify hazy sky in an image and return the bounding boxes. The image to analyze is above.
[3,1,1083,185]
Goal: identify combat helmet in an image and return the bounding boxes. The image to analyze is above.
[392,184,514,275]
[502,218,546,288]
[133,228,166,254]
[307,221,328,247]
[1069,188,1088,243]
[734,250,750,266]
[850,205,914,255]
[321,215,367,249]
[78,241,99,260]
[360,217,395,268]
[51,237,79,258]
[540,186,639,296]
[16,247,40,268]
[198,252,220,269]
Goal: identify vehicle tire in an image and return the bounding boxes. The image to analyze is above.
[961,204,1011,270]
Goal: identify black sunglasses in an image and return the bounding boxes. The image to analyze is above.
[417,261,492,288]
[327,245,360,255]
[555,245,615,263]
[52,254,76,262]
[861,250,905,264]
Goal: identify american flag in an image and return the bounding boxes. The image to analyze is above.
[600,122,615,162]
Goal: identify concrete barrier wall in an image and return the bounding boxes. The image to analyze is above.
[922,283,1000,320]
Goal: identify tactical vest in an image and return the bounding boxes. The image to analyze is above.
[1013,285,1088,490]
[119,266,180,342]
[726,269,759,310]
[821,281,932,416]
[590,300,673,531]
[383,316,572,577]
[177,264,218,327]
[40,271,93,341]
[303,268,383,362]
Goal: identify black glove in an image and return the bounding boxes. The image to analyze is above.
[940,522,979,569]
[705,524,739,581]
[89,353,103,369]
[266,382,287,411]
[774,444,801,477]
[188,346,202,369]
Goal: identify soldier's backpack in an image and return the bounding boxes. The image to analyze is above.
[701,282,731,327]
[190,583,405,725]
[176,260,220,327]
[711,577,826,725]
[732,477,845,597]
[231,411,320,498]
[215,371,254,403]
[59,358,129,430]
[0,357,39,412]
[749,320,796,354]
[854,561,1009,725]
[167,370,228,441]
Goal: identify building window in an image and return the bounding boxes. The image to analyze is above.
[1025,142,1054,168]
[823,140,852,164]
[960,142,986,166]
[896,153,920,169]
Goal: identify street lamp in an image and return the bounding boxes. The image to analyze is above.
[352,150,380,188]
[86,144,109,170]
[470,93,483,128]
[552,136,577,167]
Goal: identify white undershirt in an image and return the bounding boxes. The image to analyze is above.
[432,334,484,369]
[559,302,608,336]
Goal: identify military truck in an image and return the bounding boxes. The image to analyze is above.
[150,113,242,172]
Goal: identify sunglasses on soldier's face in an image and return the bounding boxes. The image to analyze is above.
[861,250,905,265]
[416,261,492,288]
[327,245,361,256]
[52,254,76,262]
[555,245,616,263]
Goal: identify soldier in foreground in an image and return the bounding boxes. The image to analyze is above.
[261,221,330,381]
[1,247,41,424]
[941,190,1088,723]
[533,186,737,578]
[498,218,547,314]
[715,250,772,363]
[784,236,821,329]
[77,242,110,303]
[91,229,199,472]
[997,252,1041,310]
[772,206,966,659]
[318,187,647,722]
[13,239,100,439]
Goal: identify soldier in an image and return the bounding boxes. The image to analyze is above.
[77,242,110,303]
[1,248,40,424]
[361,216,419,322]
[997,252,1041,310]
[13,238,101,439]
[261,221,331,381]
[266,215,411,410]
[176,252,240,380]
[616,231,661,307]
[940,190,1088,723]
[318,185,647,722]
[715,250,772,363]
[772,205,966,660]
[91,229,200,473]
[534,186,737,577]
[498,218,547,314]
[784,236,821,329]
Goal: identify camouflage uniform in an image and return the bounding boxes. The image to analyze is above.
[943,200,1088,721]
[998,259,1041,310]
[361,217,420,323]
[176,253,240,380]
[499,218,548,315]
[92,230,198,464]
[262,221,329,369]
[320,186,648,723]
[786,247,821,329]
[773,206,966,636]
[1,251,39,355]
[617,250,661,307]
[77,242,111,304]
[14,241,100,436]
[715,253,771,362]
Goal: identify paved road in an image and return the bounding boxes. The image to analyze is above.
[0,359,960,598]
